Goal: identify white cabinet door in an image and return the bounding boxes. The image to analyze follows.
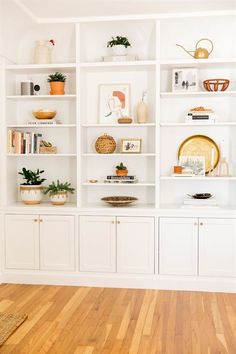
[160,217,198,275]
[117,217,154,274]
[5,214,39,270]
[79,216,116,272]
[199,218,236,277]
[40,215,75,271]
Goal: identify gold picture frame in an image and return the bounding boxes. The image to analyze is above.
[121,138,142,154]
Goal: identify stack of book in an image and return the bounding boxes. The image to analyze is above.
[8,130,42,154]
[185,108,216,123]
[104,175,138,184]
[28,119,58,125]
[182,195,218,208]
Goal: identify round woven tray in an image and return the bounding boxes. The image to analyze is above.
[95,134,116,154]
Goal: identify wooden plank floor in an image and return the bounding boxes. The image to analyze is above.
[0,284,236,353]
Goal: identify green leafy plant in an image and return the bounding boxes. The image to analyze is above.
[18,168,46,185]
[44,180,75,196]
[47,72,66,82]
[116,162,127,170]
[107,36,131,48]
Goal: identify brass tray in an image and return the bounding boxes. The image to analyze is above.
[101,196,138,207]
[178,135,220,174]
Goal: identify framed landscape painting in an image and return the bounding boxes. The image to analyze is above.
[98,84,130,124]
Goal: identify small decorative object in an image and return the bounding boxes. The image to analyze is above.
[172,68,198,91]
[18,168,46,205]
[33,39,55,64]
[89,179,98,183]
[179,156,205,176]
[47,72,66,95]
[101,196,138,207]
[34,84,41,95]
[21,81,34,95]
[137,91,148,123]
[107,36,131,56]
[118,117,132,124]
[185,106,216,123]
[203,79,230,92]
[95,134,116,154]
[116,162,128,176]
[98,84,130,124]
[189,193,212,199]
[178,135,220,174]
[32,110,57,120]
[173,165,183,174]
[121,138,142,153]
[176,38,214,59]
[183,194,218,207]
[218,139,230,176]
[39,140,57,154]
[44,180,75,205]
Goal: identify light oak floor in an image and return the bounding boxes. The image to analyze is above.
[0,284,236,353]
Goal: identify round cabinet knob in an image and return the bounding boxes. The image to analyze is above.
[39,219,43,222]
[117,221,120,224]
[194,222,198,226]
[200,222,203,226]
[111,221,115,224]
[34,219,38,222]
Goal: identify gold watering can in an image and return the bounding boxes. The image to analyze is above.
[176,38,214,59]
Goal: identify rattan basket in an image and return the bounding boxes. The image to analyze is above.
[95,134,116,154]
[203,79,230,92]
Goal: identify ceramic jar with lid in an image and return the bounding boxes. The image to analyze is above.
[34,40,52,64]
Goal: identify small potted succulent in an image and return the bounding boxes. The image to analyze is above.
[18,168,46,204]
[47,72,66,95]
[116,162,128,177]
[44,180,75,205]
[107,36,131,56]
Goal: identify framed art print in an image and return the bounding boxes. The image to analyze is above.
[121,138,142,153]
[98,83,130,124]
[172,68,198,92]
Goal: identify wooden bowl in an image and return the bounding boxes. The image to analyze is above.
[203,79,230,92]
[101,196,138,207]
[32,110,57,120]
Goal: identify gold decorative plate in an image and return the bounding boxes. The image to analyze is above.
[178,135,220,173]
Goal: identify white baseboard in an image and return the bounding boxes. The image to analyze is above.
[2,271,236,293]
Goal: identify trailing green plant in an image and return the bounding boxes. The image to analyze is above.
[116,162,127,170]
[18,168,46,185]
[47,72,66,82]
[107,36,131,48]
[44,180,75,196]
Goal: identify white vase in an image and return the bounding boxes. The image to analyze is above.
[34,40,52,64]
[20,185,43,205]
[50,192,67,205]
[112,45,127,56]
[137,101,148,123]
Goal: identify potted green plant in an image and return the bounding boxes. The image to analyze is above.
[107,36,131,56]
[116,162,128,177]
[18,168,46,204]
[44,180,75,205]
[47,72,66,95]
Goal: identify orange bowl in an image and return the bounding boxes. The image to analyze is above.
[32,110,57,120]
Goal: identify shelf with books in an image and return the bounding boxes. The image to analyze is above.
[7,153,77,157]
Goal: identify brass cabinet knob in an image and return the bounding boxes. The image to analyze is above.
[111,221,115,224]
[200,222,203,226]
[34,219,38,222]
[117,221,120,224]
[39,219,43,222]
[194,222,198,226]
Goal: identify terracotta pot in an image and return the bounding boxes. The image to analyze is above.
[49,191,67,205]
[116,169,128,177]
[49,81,65,95]
[20,185,43,205]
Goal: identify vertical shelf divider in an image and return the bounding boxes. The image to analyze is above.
[155,20,161,209]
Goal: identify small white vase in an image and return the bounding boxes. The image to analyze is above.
[112,45,127,56]
[34,40,52,64]
[50,192,67,205]
[20,185,43,205]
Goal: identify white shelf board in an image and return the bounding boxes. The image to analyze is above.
[8,154,77,157]
[161,176,236,181]
[6,202,77,210]
[160,122,236,127]
[160,58,236,68]
[82,123,156,128]
[80,60,156,68]
[160,91,236,98]
[82,182,155,186]
[6,94,76,100]
[5,63,76,73]
[6,124,76,128]
[82,153,155,157]
[81,202,156,210]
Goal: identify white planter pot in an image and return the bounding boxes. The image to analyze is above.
[20,185,43,205]
[50,192,68,205]
[112,45,127,56]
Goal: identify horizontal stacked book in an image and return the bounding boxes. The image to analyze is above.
[104,175,138,184]
[28,119,58,125]
[182,195,219,208]
[185,109,217,123]
[8,130,42,154]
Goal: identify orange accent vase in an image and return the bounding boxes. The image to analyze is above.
[116,169,128,176]
[50,81,65,95]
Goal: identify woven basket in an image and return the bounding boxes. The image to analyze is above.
[39,146,57,154]
[95,134,116,154]
[203,79,230,92]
